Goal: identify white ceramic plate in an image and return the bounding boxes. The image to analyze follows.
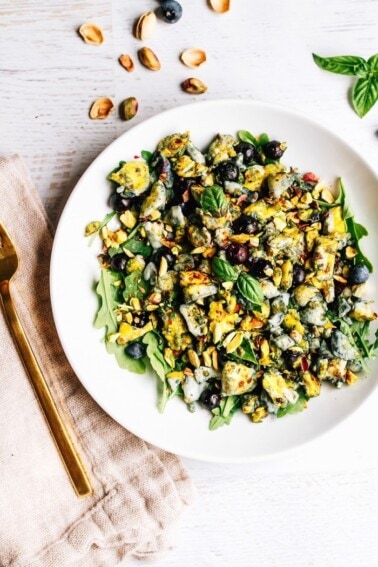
[50,99,378,463]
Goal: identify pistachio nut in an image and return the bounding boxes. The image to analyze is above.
[181,77,208,95]
[209,0,231,13]
[135,11,157,40]
[121,97,138,121]
[89,97,115,119]
[138,47,161,71]
[180,48,207,68]
[79,23,104,45]
[119,54,135,72]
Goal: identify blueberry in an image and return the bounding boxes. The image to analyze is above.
[292,264,306,286]
[262,140,285,160]
[349,264,370,285]
[126,342,146,359]
[215,160,239,182]
[110,253,128,272]
[234,142,259,164]
[109,193,131,212]
[246,257,272,278]
[232,214,259,235]
[152,246,176,268]
[158,0,183,23]
[226,243,249,264]
[199,387,221,410]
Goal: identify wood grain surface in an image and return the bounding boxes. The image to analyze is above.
[1,1,377,566]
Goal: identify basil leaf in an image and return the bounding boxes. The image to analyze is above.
[212,257,238,282]
[367,54,378,76]
[209,396,240,430]
[236,272,264,307]
[277,390,307,418]
[258,133,270,146]
[229,337,258,365]
[238,130,259,146]
[200,185,228,215]
[141,150,152,162]
[312,53,368,76]
[94,269,145,373]
[352,75,378,117]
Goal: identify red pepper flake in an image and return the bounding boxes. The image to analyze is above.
[301,357,309,372]
[237,194,248,205]
[134,155,140,159]
[234,304,241,313]
[303,172,319,183]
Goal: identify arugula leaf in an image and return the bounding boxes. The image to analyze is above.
[212,257,239,282]
[143,332,171,412]
[94,269,145,373]
[200,185,228,216]
[123,270,149,303]
[229,337,258,365]
[277,391,307,418]
[88,211,117,245]
[236,272,264,307]
[141,150,152,162]
[209,396,240,431]
[312,52,378,117]
[122,234,152,257]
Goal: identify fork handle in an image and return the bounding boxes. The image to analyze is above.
[0,281,93,498]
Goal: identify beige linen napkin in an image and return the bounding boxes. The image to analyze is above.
[0,155,195,567]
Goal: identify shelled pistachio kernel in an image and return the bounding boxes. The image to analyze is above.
[121,97,138,121]
[89,97,115,119]
[181,77,207,94]
[79,23,104,45]
[209,0,231,13]
[138,47,161,71]
[119,54,135,72]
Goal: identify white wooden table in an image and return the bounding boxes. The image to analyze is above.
[1,1,378,565]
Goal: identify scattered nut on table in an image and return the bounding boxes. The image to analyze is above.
[181,78,208,94]
[89,97,115,119]
[209,0,231,13]
[135,11,157,40]
[180,48,207,68]
[138,47,161,71]
[119,54,135,72]
[78,23,104,45]
[121,97,138,121]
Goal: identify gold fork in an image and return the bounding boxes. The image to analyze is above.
[0,223,93,497]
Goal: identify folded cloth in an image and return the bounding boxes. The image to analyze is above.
[0,156,195,567]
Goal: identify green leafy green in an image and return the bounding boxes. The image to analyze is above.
[209,396,240,430]
[88,211,117,245]
[141,150,152,162]
[212,257,238,282]
[94,269,145,373]
[229,338,258,365]
[143,332,171,412]
[122,234,152,257]
[200,185,228,216]
[238,130,259,146]
[277,391,308,418]
[123,270,149,303]
[236,272,264,307]
[312,52,378,117]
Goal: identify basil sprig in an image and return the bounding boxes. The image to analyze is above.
[200,185,228,216]
[236,272,264,307]
[212,257,239,281]
[312,53,378,117]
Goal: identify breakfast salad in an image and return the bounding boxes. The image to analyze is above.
[86,129,377,430]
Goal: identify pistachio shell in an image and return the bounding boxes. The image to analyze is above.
[89,97,115,119]
[79,23,104,45]
[180,48,207,68]
[138,47,161,71]
[135,11,157,40]
[121,97,138,121]
[181,77,208,95]
[119,54,135,72]
[209,0,231,13]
